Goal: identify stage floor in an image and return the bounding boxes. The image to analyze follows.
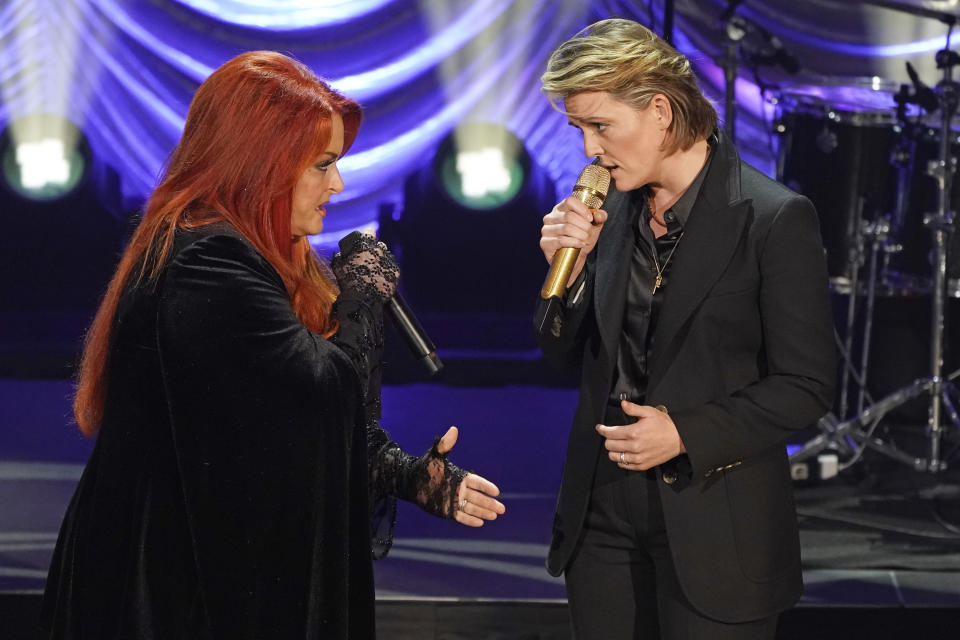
[3,378,960,634]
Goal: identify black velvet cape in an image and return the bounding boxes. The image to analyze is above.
[42,224,389,639]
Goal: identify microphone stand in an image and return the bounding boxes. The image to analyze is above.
[719,0,747,143]
[663,0,675,45]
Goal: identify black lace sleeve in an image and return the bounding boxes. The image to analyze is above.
[331,294,468,559]
[329,290,398,558]
[329,237,467,559]
[329,290,385,421]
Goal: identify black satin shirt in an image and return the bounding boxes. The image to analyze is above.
[609,149,713,405]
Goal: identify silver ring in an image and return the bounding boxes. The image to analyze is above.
[619,451,626,464]
[459,498,468,512]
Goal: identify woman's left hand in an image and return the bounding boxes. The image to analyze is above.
[595,400,686,471]
[436,426,506,527]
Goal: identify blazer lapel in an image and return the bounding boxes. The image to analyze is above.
[594,187,637,358]
[647,133,750,387]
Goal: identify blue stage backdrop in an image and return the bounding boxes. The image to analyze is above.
[1,0,954,254]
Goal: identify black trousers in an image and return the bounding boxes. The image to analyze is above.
[564,405,779,640]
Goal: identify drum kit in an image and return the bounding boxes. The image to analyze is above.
[758,1,960,474]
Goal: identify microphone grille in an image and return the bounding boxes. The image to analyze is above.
[574,164,611,208]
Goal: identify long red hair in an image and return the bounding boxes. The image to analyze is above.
[73,51,362,436]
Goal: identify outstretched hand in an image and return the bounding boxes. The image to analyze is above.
[436,426,506,527]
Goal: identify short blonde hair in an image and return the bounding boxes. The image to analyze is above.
[542,18,717,154]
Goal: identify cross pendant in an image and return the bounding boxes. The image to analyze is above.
[653,274,662,294]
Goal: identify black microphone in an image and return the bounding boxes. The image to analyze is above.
[767,35,801,74]
[338,231,442,375]
[719,0,745,24]
[906,61,939,113]
[750,25,801,74]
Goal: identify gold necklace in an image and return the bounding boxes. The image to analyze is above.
[648,195,683,294]
[649,193,667,227]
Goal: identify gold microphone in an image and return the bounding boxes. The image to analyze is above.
[540,164,611,300]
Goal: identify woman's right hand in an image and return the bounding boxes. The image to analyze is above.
[434,426,505,527]
[539,196,608,284]
[331,233,399,303]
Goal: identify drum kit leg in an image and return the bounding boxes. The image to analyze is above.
[788,12,960,475]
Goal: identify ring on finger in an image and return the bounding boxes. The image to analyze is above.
[459,498,468,512]
[619,451,626,464]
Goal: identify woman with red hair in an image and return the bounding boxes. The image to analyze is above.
[41,51,504,639]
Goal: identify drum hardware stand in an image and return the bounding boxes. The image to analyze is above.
[829,213,898,429]
[828,86,918,420]
[890,84,921,234]
[854,218,894,417]
[797,201,899,473]
[791,32,960,475]
[836,196,867,421]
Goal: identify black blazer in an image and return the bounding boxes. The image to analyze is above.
[538,131,836,623]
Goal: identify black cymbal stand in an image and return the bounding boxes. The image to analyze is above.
[920,38,960,472]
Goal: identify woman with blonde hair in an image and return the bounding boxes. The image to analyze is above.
[537,19,834,639]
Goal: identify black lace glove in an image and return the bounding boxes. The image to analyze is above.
[331,233,399,303]
[370,436,468,519]
[330,233,398,421]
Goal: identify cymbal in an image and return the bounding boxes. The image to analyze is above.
[861,0,959,24]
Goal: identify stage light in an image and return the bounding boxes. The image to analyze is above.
[1,114,90,202]
[432,122,531,211]
[381,122,554,318]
